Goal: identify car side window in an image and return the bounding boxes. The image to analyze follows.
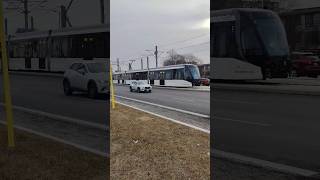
[70,63,80,70]
[76,64,88,74]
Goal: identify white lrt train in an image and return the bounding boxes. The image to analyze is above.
[7,24,109,72]
[113,64,201,87]
[211,8,290,80]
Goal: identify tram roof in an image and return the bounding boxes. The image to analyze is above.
[8,24,109,41]
[113,64,198,74]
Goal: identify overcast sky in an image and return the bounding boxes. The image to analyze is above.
[111,0,210,71]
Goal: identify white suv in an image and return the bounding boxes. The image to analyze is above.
[63,61,109,98]
[130,81,152,93]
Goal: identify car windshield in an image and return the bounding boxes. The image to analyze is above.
[86,63,107,73]
[137,82,145,85]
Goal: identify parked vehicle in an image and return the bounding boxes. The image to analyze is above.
[129,81,152,93]
[290,52,320,78]
[200,78,210,86]
[63,61,108,98]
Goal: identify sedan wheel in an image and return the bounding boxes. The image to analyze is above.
[88,83,98,99]
[63,80,73,96]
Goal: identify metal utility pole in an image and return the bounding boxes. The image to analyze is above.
[117,58,120,72]
[141,58,143,70]
[129,60,135,71]
[24,0,29,30]
[100,0,105,24]
[5,18,7,36]
[147,56,150,84]
[30,16,34,30]
[60,5,67,28]
[61,0,74,28]
[155,45,158,68]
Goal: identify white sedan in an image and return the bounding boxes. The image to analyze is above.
[129,81,152,93]
[63,61,109,98]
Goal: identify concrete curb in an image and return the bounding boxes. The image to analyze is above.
[213,84,320,96]
[213,149,320,179]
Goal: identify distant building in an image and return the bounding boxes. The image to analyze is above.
[280,7,320,51]
[198,64,210,78]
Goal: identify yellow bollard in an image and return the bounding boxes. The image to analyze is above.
[110,64,116,109]
[0,0,15,147]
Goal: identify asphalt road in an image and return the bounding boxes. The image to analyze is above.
[115,85,210,116]
[212,89,320,171]
[0,74,108,125]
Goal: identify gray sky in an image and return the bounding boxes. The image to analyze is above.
[111,0,210,71]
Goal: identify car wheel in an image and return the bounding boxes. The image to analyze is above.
[63,79,73,96]
[88,82,98,99]
[149,90,152,93]
[137,88,140,93]
[130,86,133,92]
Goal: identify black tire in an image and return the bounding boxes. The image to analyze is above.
[63,79,73,96]
[88,82,98,99]
[137,88,140,93]
[149,90,152,93]
[130,86,133,92]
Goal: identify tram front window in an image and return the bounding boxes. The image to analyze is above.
[186,65,201,79]
[241,11,289,57]
[254,14,289,57]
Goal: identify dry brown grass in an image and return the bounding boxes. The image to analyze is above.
[0,125,108,180]
[110,104,210,180]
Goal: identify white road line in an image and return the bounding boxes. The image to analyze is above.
[117,101,210,134]
[0,121,108,157]
[213,149,319,177]
[214,116,271,127]
[0,103,108,131]
[115,95,210,119]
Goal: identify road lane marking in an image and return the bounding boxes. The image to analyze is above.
[0,103,108,131]
[213,149,319,177]
[214,116,271,127]
[117,101,210,134]
[115,95,210,118]
[0,121,108,157]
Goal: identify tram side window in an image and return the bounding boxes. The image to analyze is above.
[175,68,184,80]
[165,70,173,80]
[212,21,238,58]
[241,27,263,56]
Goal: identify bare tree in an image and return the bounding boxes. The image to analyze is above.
[163,51,202,66]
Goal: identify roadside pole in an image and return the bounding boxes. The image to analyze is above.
[110,65,116,109]
[0,0,15,147]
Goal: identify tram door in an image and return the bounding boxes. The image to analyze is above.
[160,71,165,85]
